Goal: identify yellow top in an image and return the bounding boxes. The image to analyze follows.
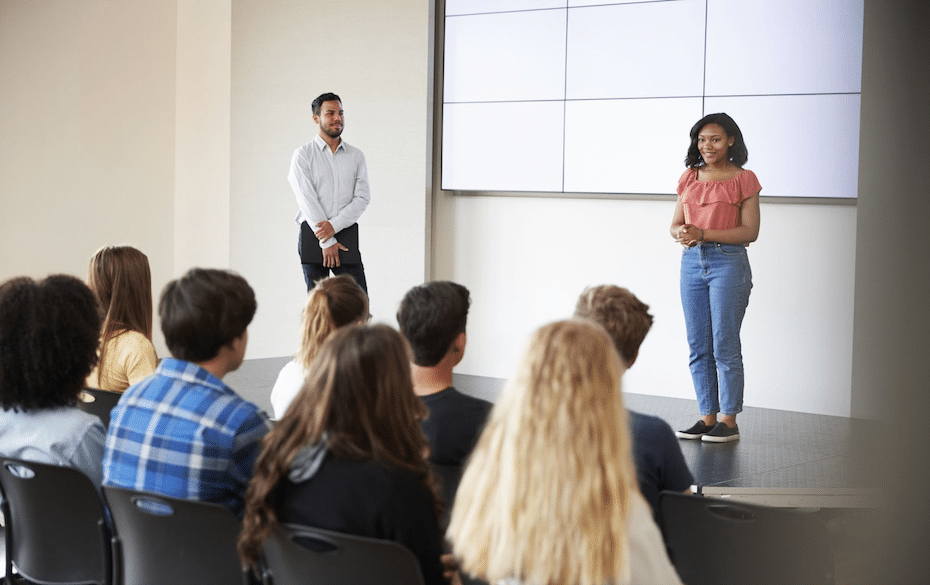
[85,330,157,392]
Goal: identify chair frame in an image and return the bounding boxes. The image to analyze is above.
[78,387,123,428]
[261,522,425,585]
[102,486,249,585]
[659,491,835,585]
[0,457,112,585]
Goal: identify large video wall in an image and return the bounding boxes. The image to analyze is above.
[441,0,864,198]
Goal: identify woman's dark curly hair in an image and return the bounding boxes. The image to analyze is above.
[684,112,749,169]
[0,275,102,412]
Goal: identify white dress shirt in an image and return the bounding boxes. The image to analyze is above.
[288,134,371,249]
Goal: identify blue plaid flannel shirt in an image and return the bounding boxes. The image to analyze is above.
[102,358,272,517]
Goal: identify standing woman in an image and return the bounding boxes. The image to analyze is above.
[239,324,447,585]
[269,274,368,418]
[447,320,682,585]
[670,113,761,443]
[85,245,158,392]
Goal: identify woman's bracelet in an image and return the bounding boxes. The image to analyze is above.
[699,228,705,242]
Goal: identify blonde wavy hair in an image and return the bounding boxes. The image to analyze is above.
[447,319,637,585]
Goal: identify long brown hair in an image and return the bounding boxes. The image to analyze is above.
[87,246,153,386]
[238,324,441,568]
[297,274,368,371]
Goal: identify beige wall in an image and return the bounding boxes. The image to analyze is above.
[0,0,432,359]
[0,0,177,352]
[175,0,232,272]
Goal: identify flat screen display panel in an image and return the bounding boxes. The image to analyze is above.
[441,0,864,198]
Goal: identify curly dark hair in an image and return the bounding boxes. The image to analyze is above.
[0,275,102,412]
[684,112,749,169]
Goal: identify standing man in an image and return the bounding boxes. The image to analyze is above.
[288,92,370,294]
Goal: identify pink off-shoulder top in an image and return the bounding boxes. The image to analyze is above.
[677,168,762,231]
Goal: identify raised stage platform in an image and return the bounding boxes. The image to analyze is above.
[229,358,875,509]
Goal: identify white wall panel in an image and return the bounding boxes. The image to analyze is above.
[566,1,706,99]
[705,0,864,95]
[442,101,565,191]
[444,9,567,103]
[563,98,701,194]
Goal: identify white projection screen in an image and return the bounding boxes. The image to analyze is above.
[441,0,864,199]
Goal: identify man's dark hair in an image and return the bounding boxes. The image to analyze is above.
[0,275,101,411]
[397,281,470,367]
[159,268,256,363]
[311,92,342,116]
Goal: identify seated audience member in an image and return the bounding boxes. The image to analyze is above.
[103,268,272,517]
[447,320,682,585]
[0,275,106,488]
[269,274,368,418]
[85,245,158,392]
[239,324,446,585]
[396,281,492,469]
[574,284,694,518]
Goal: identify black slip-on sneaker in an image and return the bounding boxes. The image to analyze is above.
[676,420,715,440]
[701,422,740,443]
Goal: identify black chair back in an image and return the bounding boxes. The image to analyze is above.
[103,486,248,585]
[78,387,123,428]
[0,457,111,584]
[659,491,835,585]
[261,523,425,585]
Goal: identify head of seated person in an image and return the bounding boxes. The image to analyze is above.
[298,274,369,371]
[86,245,156,391]
[397,280,471,374]
[159,268,257,377]
[0,275,107,487]
[0,274,101,413]
[574,284,653,370]
[270,274,368,418]
[396,281,491,473]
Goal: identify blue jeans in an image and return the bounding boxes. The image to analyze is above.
[298,231,368,294]
[680,243,752,416]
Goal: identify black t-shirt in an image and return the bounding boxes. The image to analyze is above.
[419,387,493,466]
[629,409,695,519]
